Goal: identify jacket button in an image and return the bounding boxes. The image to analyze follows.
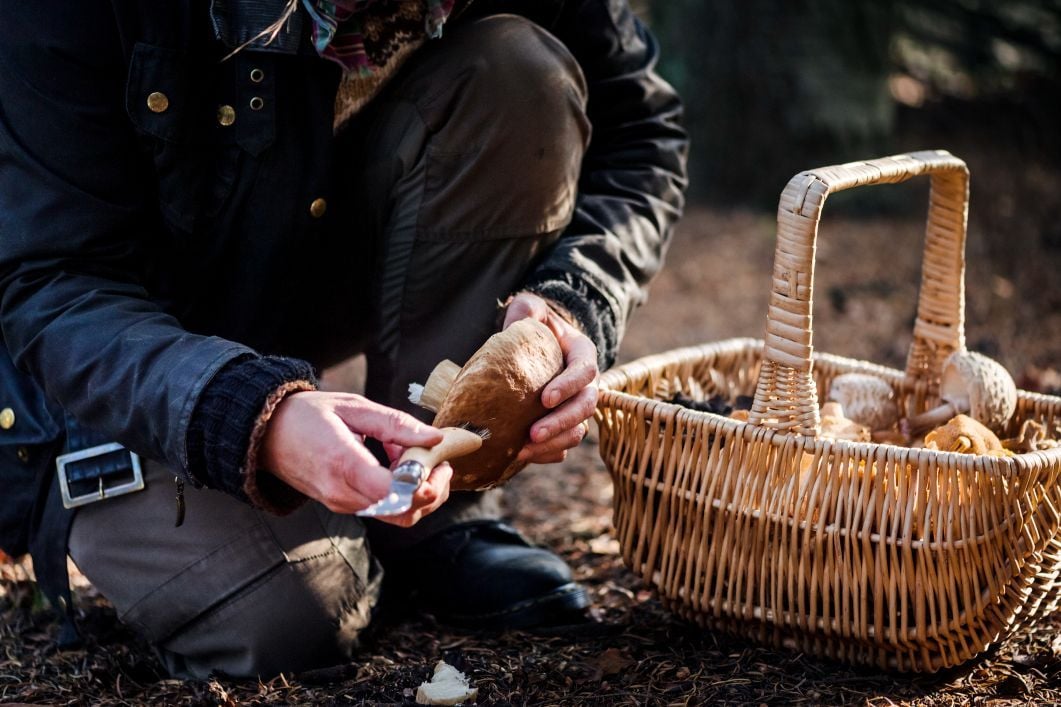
[249,96,265,111]
[147,91,169,113]
[0,407,13,430]
[16,446,29,463]
[250,68,265,83]
[309,198,327,218]
[217,104,236,127]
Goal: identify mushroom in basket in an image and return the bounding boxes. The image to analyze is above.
[409,318,564,490]
[828,373,899,432]
[923,414,1010,456]
[818,401,871,442]
[904,350,1017,436]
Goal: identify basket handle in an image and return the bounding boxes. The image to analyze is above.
[748,150,970,436]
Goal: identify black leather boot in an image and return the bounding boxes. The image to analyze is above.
[381,520,589,630]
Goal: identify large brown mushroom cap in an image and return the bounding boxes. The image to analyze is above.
[430,318,564,490]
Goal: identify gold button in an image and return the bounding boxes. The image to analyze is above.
[309,198,327,218]
[16,446,29,463]
[0,408,13,430]
[147,91,169,113]
[250,68,265,83]
[217,104,236,127]
[249,96,264,111]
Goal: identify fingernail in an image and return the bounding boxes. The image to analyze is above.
[536,426,551,442]
[517,449,530,461]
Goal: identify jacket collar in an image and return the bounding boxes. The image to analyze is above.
[210,0,306,55]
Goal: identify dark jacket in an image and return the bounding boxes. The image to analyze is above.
[0,0,687,554]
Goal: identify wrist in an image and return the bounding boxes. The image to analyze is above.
[519,273,620,370]
[186,355,318,513]
[244,383,315,514]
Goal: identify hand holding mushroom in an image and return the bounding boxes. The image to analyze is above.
[501,291,600,465]
[410,291,598,489]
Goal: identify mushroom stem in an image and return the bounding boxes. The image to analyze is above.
[411,359,461,413]
[905,402,961,436]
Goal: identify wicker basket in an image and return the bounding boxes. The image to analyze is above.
[595,151,1061,672]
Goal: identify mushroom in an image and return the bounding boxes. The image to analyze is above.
[818,401,871,442]
[905,350,1017,435]
[409,318,564,490]
[923,414,1010,456]
[828,373,899,432]
[415,661,478,705]
[1002,419,1060,453]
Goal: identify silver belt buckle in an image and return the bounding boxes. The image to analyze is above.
[56,442,145,509]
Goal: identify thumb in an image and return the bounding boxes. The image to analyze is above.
[503,292,550,329]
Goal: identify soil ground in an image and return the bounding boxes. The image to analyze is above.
[2,176,1061,704]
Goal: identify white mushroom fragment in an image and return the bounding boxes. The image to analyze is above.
[415,661,478,706]
[905,350,1017,435]
[818,401,871,442]
[828,373,899,432]
[409,318,564,490]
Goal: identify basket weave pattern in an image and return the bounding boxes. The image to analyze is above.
[595,152,1061,672]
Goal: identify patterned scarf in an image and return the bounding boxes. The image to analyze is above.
[303,0,455,76]
[225,0,467,128]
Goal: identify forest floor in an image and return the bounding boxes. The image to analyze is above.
[2,188,1061,706]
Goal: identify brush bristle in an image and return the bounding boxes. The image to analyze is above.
[457,421,491,440]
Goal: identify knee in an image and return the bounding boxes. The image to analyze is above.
[158,561,378,679]
[464,15,588,124]
[441,15,590,151]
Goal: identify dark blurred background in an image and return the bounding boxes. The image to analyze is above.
[616,0,1061,386]
[645,0,1060,207]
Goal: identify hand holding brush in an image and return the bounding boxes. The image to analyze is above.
[357,425,489,518]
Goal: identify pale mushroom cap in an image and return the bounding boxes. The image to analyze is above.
[827,373,899,431]
[940,351,1017,433]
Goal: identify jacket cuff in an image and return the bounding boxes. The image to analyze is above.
[522,271,619,370]
[186,355,318,514]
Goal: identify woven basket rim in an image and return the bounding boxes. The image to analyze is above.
[597,337,1061,472]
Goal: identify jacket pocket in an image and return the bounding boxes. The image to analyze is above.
[126,43,272,235]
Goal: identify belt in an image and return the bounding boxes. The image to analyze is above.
[31,417,144,649]
[55,422,143,509]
